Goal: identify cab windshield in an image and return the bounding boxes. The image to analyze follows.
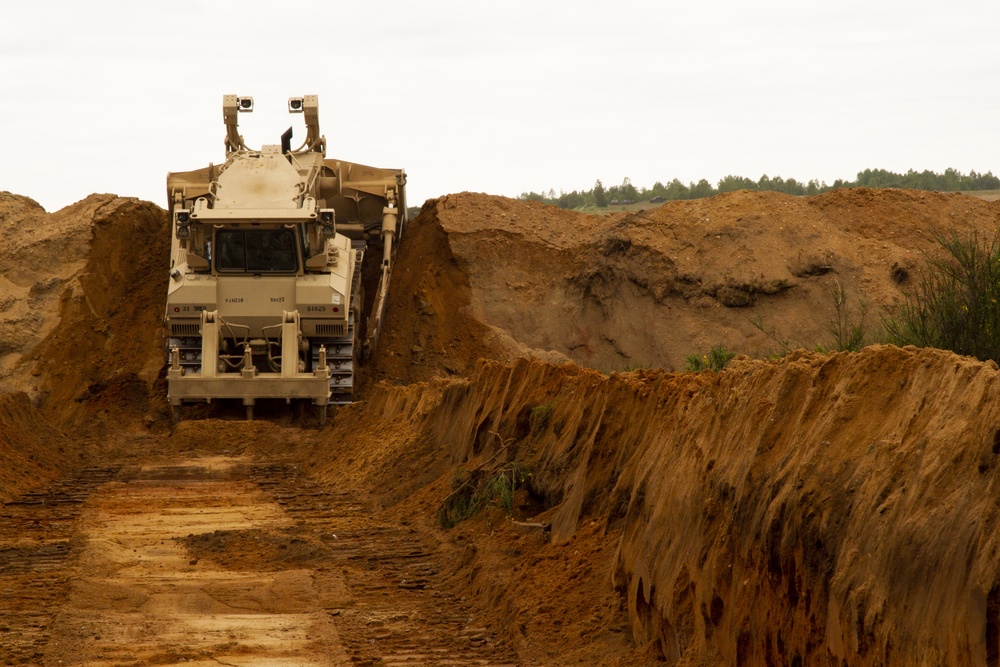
[215,228,298,273]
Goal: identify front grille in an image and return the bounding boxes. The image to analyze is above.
[171,322,200,336]
[316,323,346,337]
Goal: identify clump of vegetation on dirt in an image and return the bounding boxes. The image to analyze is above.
[827,281,871,352]
[685,345,736,372]
[436,463,532,528]
[437,454,532,529]
[745,228,1000,364]
[885,227,1000,362]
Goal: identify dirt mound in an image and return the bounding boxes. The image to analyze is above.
[0,193,169,428]
[22,197,170,430]
[364,206,515,388]
[390,189,1000,372]
[0,193,116,394]
[0,195,170,499]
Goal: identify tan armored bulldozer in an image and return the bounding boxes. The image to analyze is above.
[164,95,406,423]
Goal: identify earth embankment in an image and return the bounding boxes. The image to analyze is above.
[339,348,1000,664]
[0,193,168,430]
[371,189,1000,378]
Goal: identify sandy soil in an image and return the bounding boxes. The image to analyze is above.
[44,456,342,665]
[1,187,1000,665]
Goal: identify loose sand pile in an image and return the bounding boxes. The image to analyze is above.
[2,187,1000,664]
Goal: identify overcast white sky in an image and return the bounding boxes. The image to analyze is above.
[2,1,998,212]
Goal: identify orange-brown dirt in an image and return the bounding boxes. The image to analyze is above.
[1,187,1000,665]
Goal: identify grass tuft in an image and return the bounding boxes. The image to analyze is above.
[436,462,532,528]
[685,345,736,372]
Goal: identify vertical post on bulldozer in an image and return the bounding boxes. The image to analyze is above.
[281,311,299,378]
[200,311,220,379]
[362,202,400,360]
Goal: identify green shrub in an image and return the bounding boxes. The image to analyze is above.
[436,462,532,528]
[685,345,736,372]
[829,282,870,352]
[884,227,1000,362]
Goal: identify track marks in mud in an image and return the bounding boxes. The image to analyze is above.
[256,462,520,667]
[44,456,343,666]
[0,466,119,664]
[2,454,520,666]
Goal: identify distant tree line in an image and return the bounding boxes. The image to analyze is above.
[519,168,1000,209]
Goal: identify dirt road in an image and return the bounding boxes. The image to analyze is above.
[1,450,518,666]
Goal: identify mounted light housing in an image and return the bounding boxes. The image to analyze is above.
[174,209,192,239]
[319,208,335,237]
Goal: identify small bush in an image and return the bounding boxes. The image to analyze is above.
[685,345,736,372]
[884,227,1000,362]
[828,282,870,352]
[749,315,794,355]
[436,462,532,528]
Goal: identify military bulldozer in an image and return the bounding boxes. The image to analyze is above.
[164,95,406,423]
